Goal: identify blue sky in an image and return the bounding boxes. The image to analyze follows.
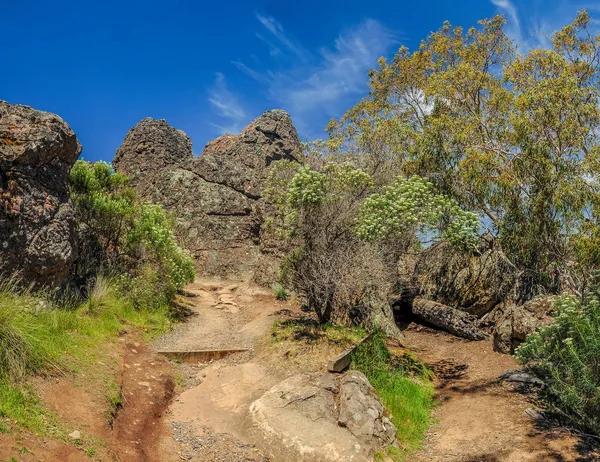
[1,0,597,162]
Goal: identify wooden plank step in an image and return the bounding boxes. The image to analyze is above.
[327,334,372,373]
[158,348,249,363]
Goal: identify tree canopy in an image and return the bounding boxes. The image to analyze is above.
[325,11,600,299]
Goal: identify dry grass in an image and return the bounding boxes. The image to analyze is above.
[262,316,367,372]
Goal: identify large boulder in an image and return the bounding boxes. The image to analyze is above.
[113,117,193,187]
[113,110,301,278]
[0,101,81,286]
[492,296,555,354]
[414,239,517,317]
[249,371,396,461]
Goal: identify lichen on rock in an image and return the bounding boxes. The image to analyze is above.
[0,100,81,286]
[113,109,301,278]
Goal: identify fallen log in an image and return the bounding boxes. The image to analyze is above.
[412,298,491,341]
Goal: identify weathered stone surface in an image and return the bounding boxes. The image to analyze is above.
[0,101,81,286]
[415,239,517,317]
[338,371,396,446]
[249,371,396,462]
[113,110,301,277]
[492,296,555,354]
[500,369,545,387]
[113,117,193,187]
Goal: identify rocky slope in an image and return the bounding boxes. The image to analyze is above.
[0,101,81,286]
[113,110,301,278]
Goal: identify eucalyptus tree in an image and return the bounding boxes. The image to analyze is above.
[327,12,600,298]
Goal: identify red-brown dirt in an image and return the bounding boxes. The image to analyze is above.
[1,333,179,462]
[404,327,599,462]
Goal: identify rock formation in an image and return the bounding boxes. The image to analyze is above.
[491,296,555,354]
[113,110,301,278]
[414,238,517,317]
[113,117,193,187]
[0,101,81,286]
[249,370,396,461]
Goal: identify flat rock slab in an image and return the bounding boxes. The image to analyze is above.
[248,371,395,462]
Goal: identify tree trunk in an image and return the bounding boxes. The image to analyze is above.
[370,298,403,339]
[412,298,491,341]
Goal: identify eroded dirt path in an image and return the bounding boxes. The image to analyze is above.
[159,278,288,461]
[404,328,595,462]
[156,280,599,462]
[2,333,179,462]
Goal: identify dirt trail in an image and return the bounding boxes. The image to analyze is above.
[155,279,279,352]
[161,278,287,461]
[404,328,595,462]
[158,279,598,461]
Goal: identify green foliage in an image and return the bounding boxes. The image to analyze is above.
[121,203,195,309]
[0,276,173,435]
[330,10,600,298]
[352,333,435,458]
[70,160,195,309]
[0,280,47,382]
[70,160,134,246]
[288,166,327,206]
[516,295,600,434]
[266,160,477,326]
[271,283,290,301]
[0,381,64,437]
[356,176,479,247]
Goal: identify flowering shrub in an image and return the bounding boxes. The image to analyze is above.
[265,160,478,331]
[356,177,479,247]
[516,295,600,434]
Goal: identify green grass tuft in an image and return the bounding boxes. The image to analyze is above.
[271,283,290,301]
[351,332,435,460]
[271,318,366,344]
[0,381,66,437]
[0,275,174,436]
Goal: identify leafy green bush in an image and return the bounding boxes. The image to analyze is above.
[70,160,194,308]
[119,202,195,309]
[515,295,600,434]
[356,176,479,248]
[265,160,478,332]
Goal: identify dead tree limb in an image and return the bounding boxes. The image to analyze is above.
[412,298,491,341]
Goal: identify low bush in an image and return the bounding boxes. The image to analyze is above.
[516,295,600,435]
[351,332,435,459]
[271,283,290,301]
[70,160,195,309]
[265,160,478,335]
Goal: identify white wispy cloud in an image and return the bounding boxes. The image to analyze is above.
[270,19,395,117]
[207,73,246,134]
[490,0,600,52]
[231,60,267,83]
[256,13,310,61]
[255,33,282,57]
[490,0,525,48]
[208,16,397,138]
